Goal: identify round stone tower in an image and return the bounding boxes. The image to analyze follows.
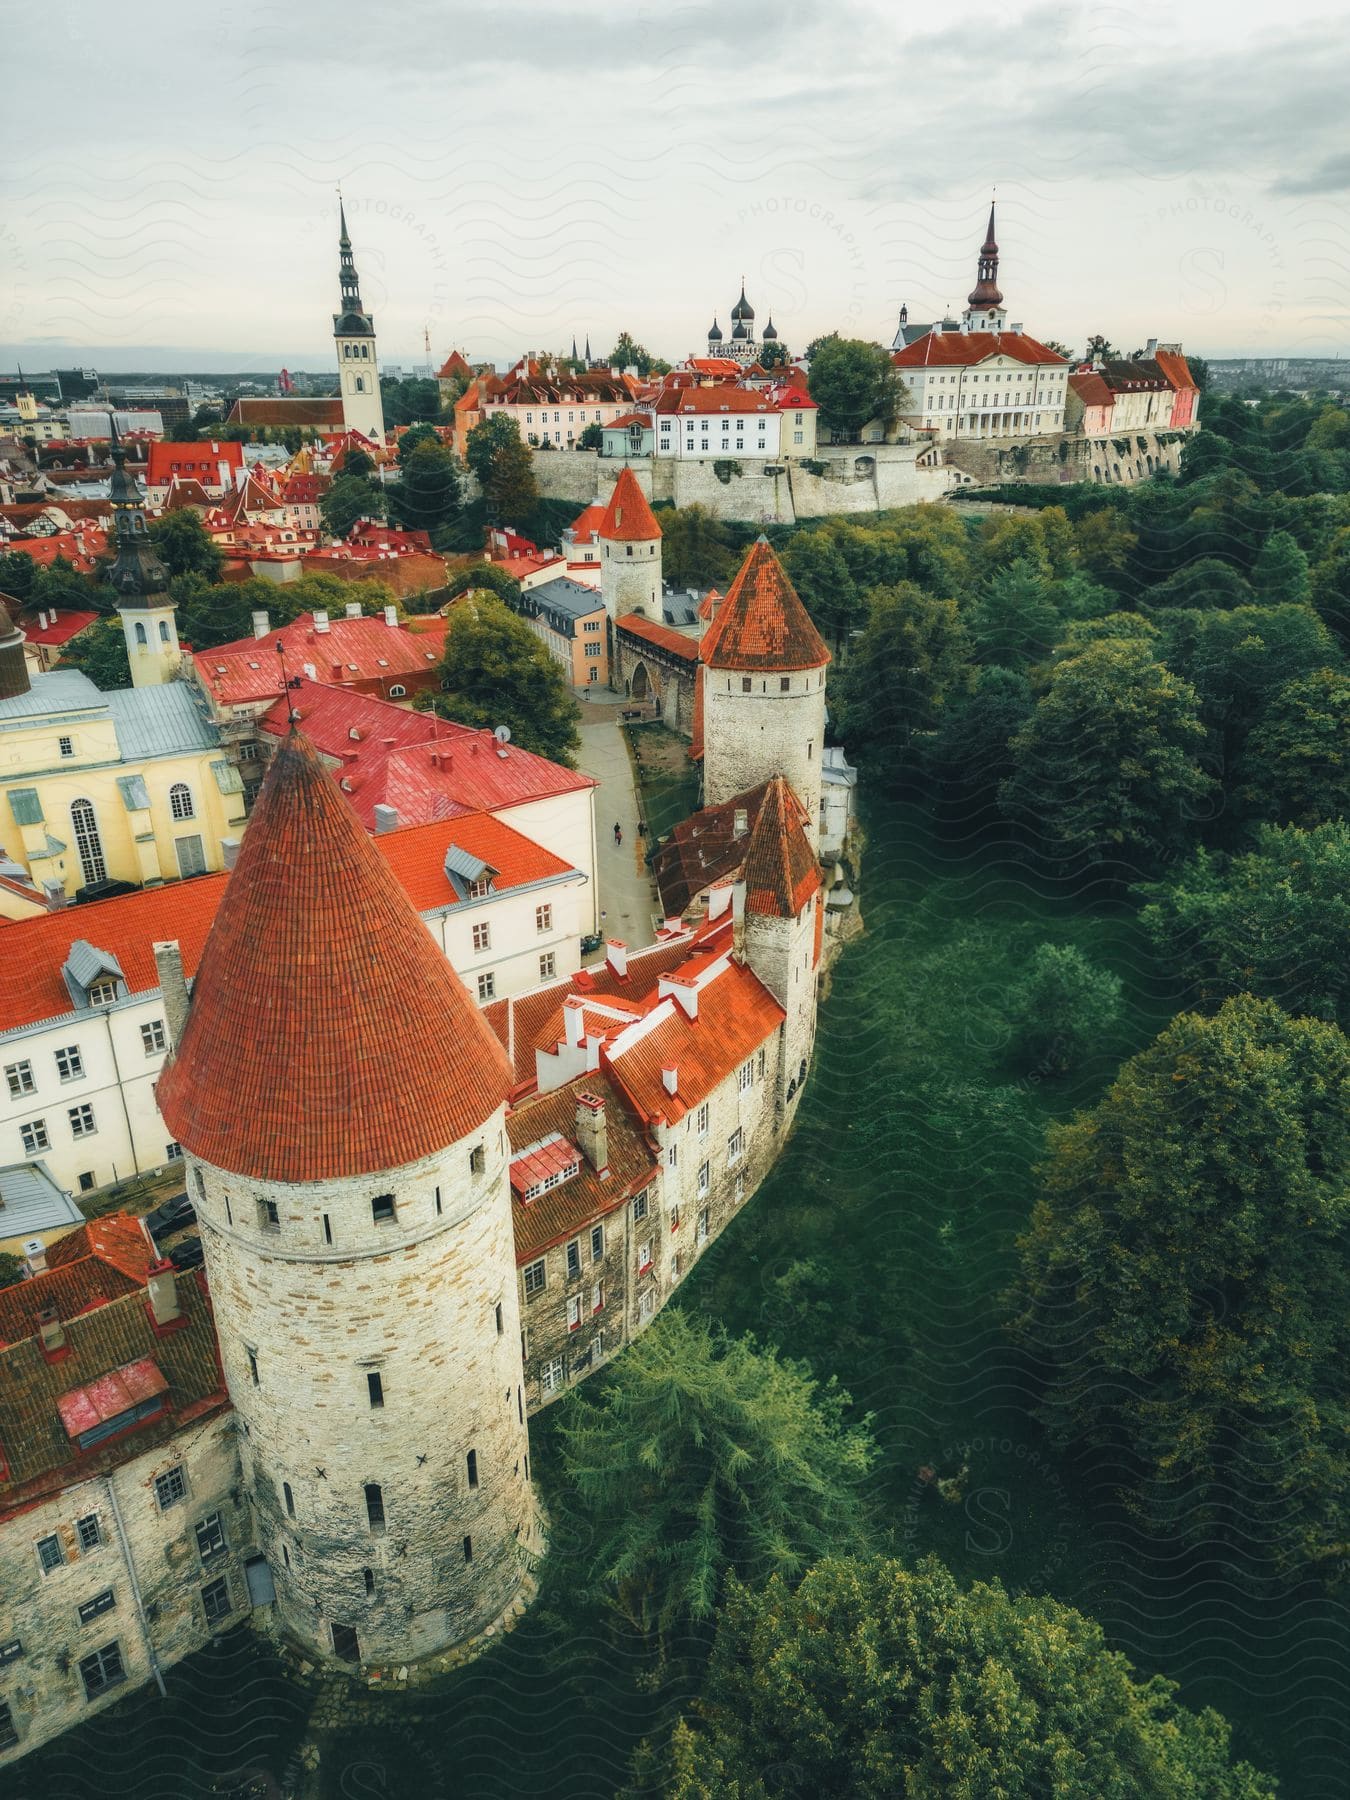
[700,538,830,849]
[158,732,536,1667]
[598,466,662,623]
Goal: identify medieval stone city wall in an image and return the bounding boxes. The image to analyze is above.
[942,426,1191,489]
[702,669,828,834]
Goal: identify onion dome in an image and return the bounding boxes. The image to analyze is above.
[702,536,830,673]
[731,321,748,339]
[731,281,754,322]
[157,731,512,1184]
[762,317,778,340]
[707,318,723,342]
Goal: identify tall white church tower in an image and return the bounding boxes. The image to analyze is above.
[158,732,537,1667]
[333,201,387,442]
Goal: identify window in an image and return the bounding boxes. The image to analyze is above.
[155,1465,187,1509]
[238,741,258,762]
[539,952,556,980]
[495,1300,504,1335]
[5,1060,34,1099]
[258,1197,279,1231]
[71,798,106,886]
[0,1639,22,1668]
[757,1047,767,1080]
[697,1207,710,1246]
[463,1535,473,1562]
[88,979,118,1007]
[80,1641,125,1699]
[698,1160,710,1197]
[735,1171,746,1205]
[59,734,74,757]
[696,1102,709,1138]
[141,1019,167,1054]
[76,1514,101,1551]
[37,1534,64,1573]
[566,1295,582,1332]
[470,1143,486,1174]
[738,1058,754,1093]
[69,1102,96,1137]
[541,1356,566,1395]
[566,1239,581,1279]
[741,677,752,693]
[523,1258,547,1297]
[591,1224,604,1261]
[246,1345,259,1386]
[202,1575,232,1625]
[371,1193,396,1225]
[283,1479,295,1517]
[388,684,407,699]
[727,1127,744,1165]
[472,920,491,952]
[639,1287,656,1321]
[169,784,194,821]
[166,1141,182,1162]
[367,1371,385,1409]
[637,1239,653,1274]
[632,1191,648,1223]
[78,1589,117,1625]
[591,1281,604,1314]
[21,1118,49,1156]
[195,1513,227,1565]
[135,622,147,646]
[666,1143,678,1169]
[670,1204,680,1231]
[477,972,495,1002]
[365,1483,385,1532]
[536,903,552,933]
[363,1566,375,1595]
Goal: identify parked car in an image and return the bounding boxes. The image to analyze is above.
[169,1235,205,1271]
[146,1192,196,1238]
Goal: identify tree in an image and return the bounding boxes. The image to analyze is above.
[465,413,538,523]
[660,505,737,589]
[1239,665,1350,825]
[1012,995,1350,1578]
[780,530,861,653]
[342,447,377,481]
[609,332,654,375]
[1148,557,1254,609]
[396,422,439,463]
[1084,332,1117,362]
[926,664,1034,799]
[423,593,579,765]
[559,1311,875,1640]
[386,438,461,534]
[0,550,37,603]
[576,422,604,451]
[978,506,1075,579]
[58,616,130,690]
[966,560,1063,668]
[758,339,791,370]
[806,336,906,440]
[1251,528,1312,605]
[636,1557,1275,1800]
[1005,942,1122,1074]
[320,473,386,539]
[837,582,974,768]
[1137,823,1350,1030]
[0,1252,24,1290]
[440,562,522,607]
[1311,528,1350,644]
[1001,638,1214,871]
[1073,506,1139,584]
[149,509,224,583]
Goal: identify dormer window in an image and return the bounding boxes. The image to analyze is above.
[88,979,118,1007]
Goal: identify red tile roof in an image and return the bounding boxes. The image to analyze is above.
[651,387,776,416]
[19,608,97,645]
[226,397,345,429]
[893,330,1067,369]
[743,777,820,917]
[57,1356,168,1439]
[0,1217,154,1348]
[508,1072,657,1261]
[701,538,830,672]
[651,777,819,919]
[195,612,448,706]
[375,809,575,910]
[567,502,606,543]
[598,467,661,542]
[158,732,512,1183]
[509,1132,581,1197]
[1068,371,1114,409]
[161,478,215,513]
[615,613,700,662]
[437,350,473,381]
[1152,348,1197,393]
[1,529,108,574]
[146,441,245,487]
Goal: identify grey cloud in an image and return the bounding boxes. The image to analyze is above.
[1271,153,1350,195]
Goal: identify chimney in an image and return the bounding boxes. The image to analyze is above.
[313,609,330,633]
[251,609,270,639]
[733,807,748,838]
[42,880,67,911]
[732,879,747,955]
[563,996,586,1050]
[345,601,362,619]
[575,1091,608,1174]
[302,661,317,680]
[23,1236,48,1276]
[37,1307,66,1358]
[220,836,241,871]
[1145,337,1159,358]
[383,604,398,627]
[153,940,190,1048]
[373,803,400,834]
[661,1065,678,1096]
[606,939,628,978]
[147,1262,182,1329]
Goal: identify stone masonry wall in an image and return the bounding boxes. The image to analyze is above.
[190,1113,538,1667]
[0,1409,246,1768]
[702,669,827,847]
[942,426,1191,489]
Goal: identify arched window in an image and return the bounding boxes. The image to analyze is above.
[70,799,106,886]
[388,684,406,698]
[134,622,147,646]
[158,620,170,642]
[169,783,194,821]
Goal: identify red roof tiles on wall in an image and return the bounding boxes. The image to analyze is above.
[157,732,511,1183]
[598,467,662,542]
[701,538,830,672]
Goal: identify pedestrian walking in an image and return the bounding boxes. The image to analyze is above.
[613,822,623,847]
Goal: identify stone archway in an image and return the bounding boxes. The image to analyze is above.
[629,661,650,702]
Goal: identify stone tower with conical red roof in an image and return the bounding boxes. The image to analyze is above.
[700,538,830,847]
[158,732,538,1667]
[598,466,662,624]
[741,775,822,1117]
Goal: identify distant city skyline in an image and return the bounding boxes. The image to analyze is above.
[5,1,1348,371]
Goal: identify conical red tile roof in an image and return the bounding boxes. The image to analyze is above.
[157,732,511,1184]
[702,538,829,672]
[743,777,820,917]
[598,467,661,542]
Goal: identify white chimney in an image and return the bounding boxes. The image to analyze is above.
[345,601,362,619]
[220,836,241,871]
[733,807,748,838]
[147,1263,182,1328]
[23,1236,48,1275]
[563,997,586,1050]
[373,803,400,834]
[251,609,270,639]
[606,939,628,978]
[661,1065,678,1096]
[575,1091,608,1174]
[384,604,398,627]
[153,940,190,1048]
[38,1308,66,1356]
[313,609,330,633]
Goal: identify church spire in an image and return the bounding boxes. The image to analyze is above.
[104,420,170,603]
[336,197,365,322]
[967,198,1002,309]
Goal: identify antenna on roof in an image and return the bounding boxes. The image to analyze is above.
[276,638,302,727]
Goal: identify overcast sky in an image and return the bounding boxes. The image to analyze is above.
[4,0,1348,372]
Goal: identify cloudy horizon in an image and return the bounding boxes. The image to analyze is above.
[4,0,1348,375]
